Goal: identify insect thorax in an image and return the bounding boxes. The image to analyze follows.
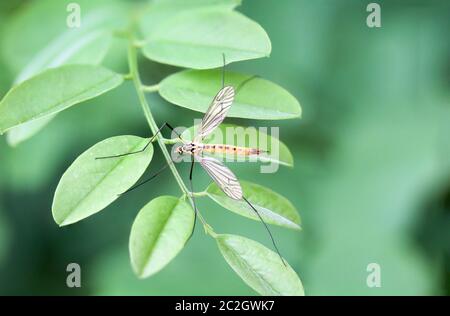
[179,142,203,155]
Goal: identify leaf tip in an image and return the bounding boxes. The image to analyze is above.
[5,136,19,147]
[57,218,71,227]
[53,210,75,227]
[52,216,65,227]
[133,267,147,279]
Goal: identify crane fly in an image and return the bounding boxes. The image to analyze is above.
[175,84,259,201]
[96,54,285,265]
[173,83,285,265]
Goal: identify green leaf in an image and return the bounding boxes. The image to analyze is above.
[2,0,127,145]
[129,196,194,278]
[6,27,112,145]
[142,9,271,69]
[182,123,294,167]
[0,65,123,134]
[2,0,127,75]
[14,30,112,84]
[216,234,304,296]
[52,135,153,226]
[159,69,301,119]
[6,116,55,147]
[207,180,300,230]
[140,0,241,37]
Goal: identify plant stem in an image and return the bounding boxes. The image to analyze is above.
[191,191,207,197]
[127,40,214,235]
[123,73,133,80]
[142,84,160,93]
[163,138,180,145]
[127,42,188,194]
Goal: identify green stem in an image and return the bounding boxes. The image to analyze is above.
[123,73,133,80]
[164,138,182,145]
[191,191,208,197]
[133,39,146,48]
[127,40,214,235]
[142,84,160,93]
[127,42,188,194]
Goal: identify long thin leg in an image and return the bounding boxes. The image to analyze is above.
[164,122,184,140]
[187,157,198,241]
[96,122,183,160]
[242,196,287,267]
[118,163,170,196]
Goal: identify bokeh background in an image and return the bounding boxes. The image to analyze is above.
[0,0,449,295]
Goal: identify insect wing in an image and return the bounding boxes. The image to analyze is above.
[195,86,235,142]
[197,155,242,200]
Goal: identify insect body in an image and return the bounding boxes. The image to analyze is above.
[176,143,262,156]
[174,85,263,201]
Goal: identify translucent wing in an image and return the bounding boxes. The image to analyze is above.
[195,86,235,142]
[197,155,242,200]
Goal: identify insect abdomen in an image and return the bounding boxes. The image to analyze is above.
[202,144,262,155]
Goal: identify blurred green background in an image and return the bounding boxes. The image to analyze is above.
[0,0,449,295]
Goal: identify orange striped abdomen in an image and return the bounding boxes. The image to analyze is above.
[202,144,262,156]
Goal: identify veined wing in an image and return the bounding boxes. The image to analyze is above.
[195,86,235,142]
[197,155,242,200]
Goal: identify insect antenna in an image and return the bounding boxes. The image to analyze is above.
[118,163,170,196]
[221,53,259,95]
[236,75,260,95]
[242,196,287,267]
